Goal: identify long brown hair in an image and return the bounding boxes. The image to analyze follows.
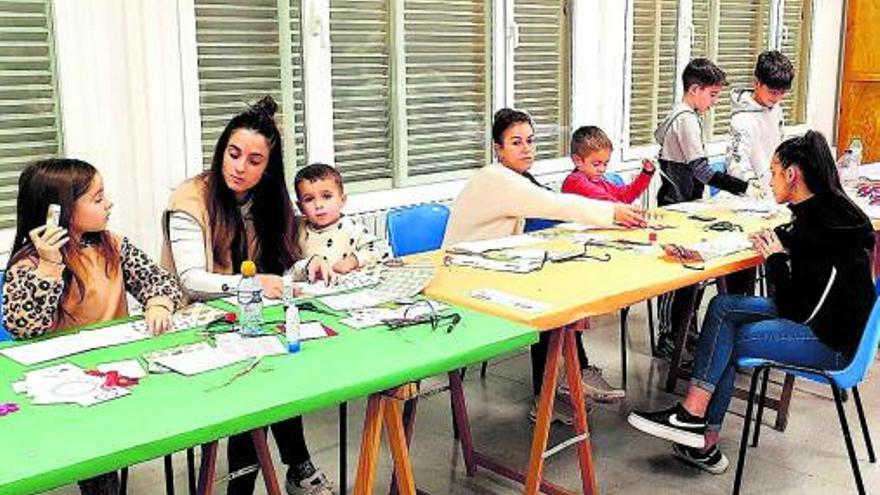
[205,96,298,274]
[8,158,120,314]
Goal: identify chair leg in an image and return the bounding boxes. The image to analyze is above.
[164,454,175,495]
[851,386,876,463]
[120,467,128,495]
[187,448,197,495]
[646,299,656,356]
[340,402,348,493]
[732,368,762,495]
[480,361,488,378]
[831,384,866,495]
[751,368,770,447]
[619,307,629,390]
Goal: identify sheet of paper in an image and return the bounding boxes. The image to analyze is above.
[154,336,286,376]
[97,359,146,379]
[14,363,132,407]
[317,265,435,311]
[299,322,330,340]
[450,234,543,254]
[443,253,545,274]
[0,323,148,366]
[555,222,625,232]
[470,288,550,313]
[340,301,449,329]
[294,269,381,296]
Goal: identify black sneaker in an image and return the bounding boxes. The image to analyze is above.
[627,403,706,448]
[672,443,729,474]
[285,460,334,495]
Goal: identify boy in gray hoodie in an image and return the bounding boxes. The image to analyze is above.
[727,50,794,198]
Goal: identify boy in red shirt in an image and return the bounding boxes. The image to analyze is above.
[562,126,654,203]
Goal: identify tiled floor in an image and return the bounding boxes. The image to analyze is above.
[45,305,879,495]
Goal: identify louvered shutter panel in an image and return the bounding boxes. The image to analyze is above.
[194,0,305,169]
[404,0,489,177]
[713,0,770,137]
[629,0,678,147]
[779,0,809,124]
[0,0,60,229]
[514,0,569,160]
[329,0,393,182]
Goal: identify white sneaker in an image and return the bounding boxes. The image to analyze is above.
[285,460,334,495]
[558,366,625,403]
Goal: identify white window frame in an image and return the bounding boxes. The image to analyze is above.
[621,0,814,163]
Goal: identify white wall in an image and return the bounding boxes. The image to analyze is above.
[44,0,844,257]
[53,0,188,256]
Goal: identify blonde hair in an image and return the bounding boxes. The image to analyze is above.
[570,126,613,157]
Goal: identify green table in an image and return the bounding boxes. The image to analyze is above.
[0,302,536,495]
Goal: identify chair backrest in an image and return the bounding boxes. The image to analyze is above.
[0,271,10,341]
[603,172,625,187]
[523,218,560,232]
[386,203,451,257]
[833,281,880,388]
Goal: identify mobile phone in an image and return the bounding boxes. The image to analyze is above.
[46,203,61,228]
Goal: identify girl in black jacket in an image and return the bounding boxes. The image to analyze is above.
[627,130,876,474]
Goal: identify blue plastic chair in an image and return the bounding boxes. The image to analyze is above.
[0,271,10,342]
[732,287,880,494]
[604,171,625,187]
[524,173,625,233]
[386,203,450,257]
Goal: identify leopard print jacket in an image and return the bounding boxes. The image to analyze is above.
[3,237,184,339]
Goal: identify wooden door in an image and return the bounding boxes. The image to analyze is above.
[837,0,880,162]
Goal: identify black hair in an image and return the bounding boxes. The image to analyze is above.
[492,108,534,145]
[205,95,298,274]
[754,50,794,90]
[775,130,845,199]
[294,163,344,198]
[682,58,728,92]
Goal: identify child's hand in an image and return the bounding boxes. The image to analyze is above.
[30,225,68,265]
[641,159,656,173]
[307,256,339,286]
[144,305,172,335]
[332,254,359,275]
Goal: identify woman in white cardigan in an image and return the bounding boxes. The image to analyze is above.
[445,108,646,421]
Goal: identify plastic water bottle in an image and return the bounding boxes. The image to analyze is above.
[850,137,864,169]
[237,260,264,336]
[283,276,300,353]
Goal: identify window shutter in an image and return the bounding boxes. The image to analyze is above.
[779,0,810,124]
[194,0,305,169]
[514,0,570,160]
[403,0,489,177]
[712,0,770,137]
[329,0,393,182]
[629,0,679,147]
[0,0,60,229]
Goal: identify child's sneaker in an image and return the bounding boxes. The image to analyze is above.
[672,443,729,474]
[528,391,582,426]
[627,403,706,448]
[285,460,334,495]
[559,365,625,402]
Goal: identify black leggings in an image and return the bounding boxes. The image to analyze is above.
[78,472,119,495]
[529,330,588,396]
[227,416,311,495]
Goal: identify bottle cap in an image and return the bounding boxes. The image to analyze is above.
[241,260,256,277]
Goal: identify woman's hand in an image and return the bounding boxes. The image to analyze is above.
[256,274,284,299]
[30,225,68,264]
[144,305,172,335]
[613,204,647,228]
[307,256,339,286]
[332,255,359,275]
[750,229,785,258]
